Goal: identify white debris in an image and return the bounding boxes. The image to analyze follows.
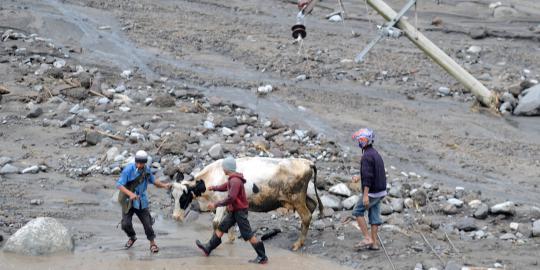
[328,14,343,22]
[257,84,273,94]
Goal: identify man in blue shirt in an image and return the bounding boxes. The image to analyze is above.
[116,150,171,253]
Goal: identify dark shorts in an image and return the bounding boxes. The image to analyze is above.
[218,209,254,241]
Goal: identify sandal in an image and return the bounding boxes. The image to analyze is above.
[368,245,380,251]
[124,237,137,249]
[354,239,373,250]
[150,244,159,253]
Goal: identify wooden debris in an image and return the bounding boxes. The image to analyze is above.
[84,128,125,141]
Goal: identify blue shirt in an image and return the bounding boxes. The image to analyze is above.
[116,163,155,210]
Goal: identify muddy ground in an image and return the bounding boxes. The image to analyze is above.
[0,0,539,269]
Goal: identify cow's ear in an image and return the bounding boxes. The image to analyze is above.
[174,172,184,182]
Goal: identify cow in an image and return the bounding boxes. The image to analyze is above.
[171,157,324,251]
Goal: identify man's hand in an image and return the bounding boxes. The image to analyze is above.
[298,0,312,10]
[363,195,369,208]
[129,192,139,201]
[352,175,360,183]
[164,183,172,190]
[207,202,216,211]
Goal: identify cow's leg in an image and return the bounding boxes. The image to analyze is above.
[306,196,317,214]
[292,201,311,251]
[227,227,236,243]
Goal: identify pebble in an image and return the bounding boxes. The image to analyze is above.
[328,14,343,22]
[222,127,237,136]
[474,203,489,219]
[438,86,450,96]
[499,233,516,241]
[468,199,482,209]
[21,165,40,174]
[457,217,477,231]
[30,199,43,205]
[26,107,43,118]
[0,157,12,167]
[208,144,224,160]
[442,204,459,215]
[447,198,464,208]
[203,120,215,130]
[106,147,119,162]
[257,85,273,94]
[490,201,515,215]
[342,195,359,210]
[97,97,110,105]
[466,45,482,54]
[53,59,66,69]
[510,222,519,231]
[120,70,132,79]
[119,106,131,112]
[295,74,307,82]
[532,220,540,237]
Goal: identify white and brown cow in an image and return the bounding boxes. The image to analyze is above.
[171,157,323,251]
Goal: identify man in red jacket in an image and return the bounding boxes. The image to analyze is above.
[195,156,268,264]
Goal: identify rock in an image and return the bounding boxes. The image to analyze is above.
[0,164,19,174]
[97,97,110,105]
[222,127,237,136]
[159,133,195,155]
[220,117,237,128]
[30,199,43,205]
[120,70,132,79]
[514,84,540,116]
[390,198,404,213]
[208,144,224,160]
[85,130,102,145]
[493,6,519,19]
[203,120,215,130]
[329,183,352,197]
[447,198,463,208]
[22,165,40,174]
[60,115,76,128]
[328,14,342,22]
[473,203,489,219]
[313,220,327,231]
[404,198,414,209]
[499,233,516,241]
[466,45,482,54]
[257,85,273,94]
[509,222,519,231]
[27,107,43,118]
[320,194,342,210]
[295,74,307,82]
[388,185,402,198]
[415,263,423,270]
[3,217,74,256]
[412,190,427,206]
[533,220,540,237]
[431,16,443,26]
[517,223,532,238]
[0,156,12,166]
[438,86,450,96]
[153,95,176,107]
[342,195,359,210]
[442,204,459,215]
[468,199,482,209]
[490,201,515,215]
[0,234,3,242]
[457,217,477,231]
[106,147,119,161]
[380,204,393,215]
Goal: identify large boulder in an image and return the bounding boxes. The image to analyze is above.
[329,183,352,197]
[342,195,359,210]
[320,194,342,210]
[3,217,73,256]
[533,220,540,237]
[514,84,540,116]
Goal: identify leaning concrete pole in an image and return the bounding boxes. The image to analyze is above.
[366,0,497,108]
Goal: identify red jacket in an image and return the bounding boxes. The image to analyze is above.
[212,173,249,212]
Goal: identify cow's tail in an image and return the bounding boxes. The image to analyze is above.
[310,163,324,219]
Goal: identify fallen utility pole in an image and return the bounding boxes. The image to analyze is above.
[361,0,497,108]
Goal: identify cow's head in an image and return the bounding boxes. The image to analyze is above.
[171,178,206,222]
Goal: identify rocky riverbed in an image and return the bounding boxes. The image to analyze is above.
[1,0,540,269]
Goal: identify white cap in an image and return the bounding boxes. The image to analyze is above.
[135,150,148,163]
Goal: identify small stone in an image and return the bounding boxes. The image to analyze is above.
[120,70,132,79]
[532,220,540,237]
[0,157,12,166]
[404,198,414,209]
[468,199,482,209]
[222,127,237,136]
[328,14,342,22]
[457,217,477,231]
[414,263,423,270]
[60,115,76,128]
[119,106,131,112]
[144,98,153,105]
[447,198,464,208]
[313,220,326,231]
[208,144,224,160]
[474,203,489,219]
[514,84,540,116]
[85,130,102,146]
[438,86,450,96]
[22,165,40,174]
[0,164,19,174]
[27,107,43,118]
[490,201,516,215]
[295,74,307,82]
[257,85,273,94]
[97,97,110,105]
[445,261,462,270]
[106,147,119,161]
[411,189,427,206]
[220,117,237,128]
[442,204,459,215]
[53,59,66,69]
[30,199,43,205]
[153,95,176,107]
[499,233,516,241]
[466,45,482,54]
[203,120,215,129]
[510,222,519,231]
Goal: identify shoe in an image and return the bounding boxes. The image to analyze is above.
[249,241,268,264]
[195,233,222,256]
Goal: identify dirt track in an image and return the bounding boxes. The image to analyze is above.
[1,0,540,269]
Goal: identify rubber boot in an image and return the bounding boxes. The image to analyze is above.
[196,233,222,256]
[249,241,268,264]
